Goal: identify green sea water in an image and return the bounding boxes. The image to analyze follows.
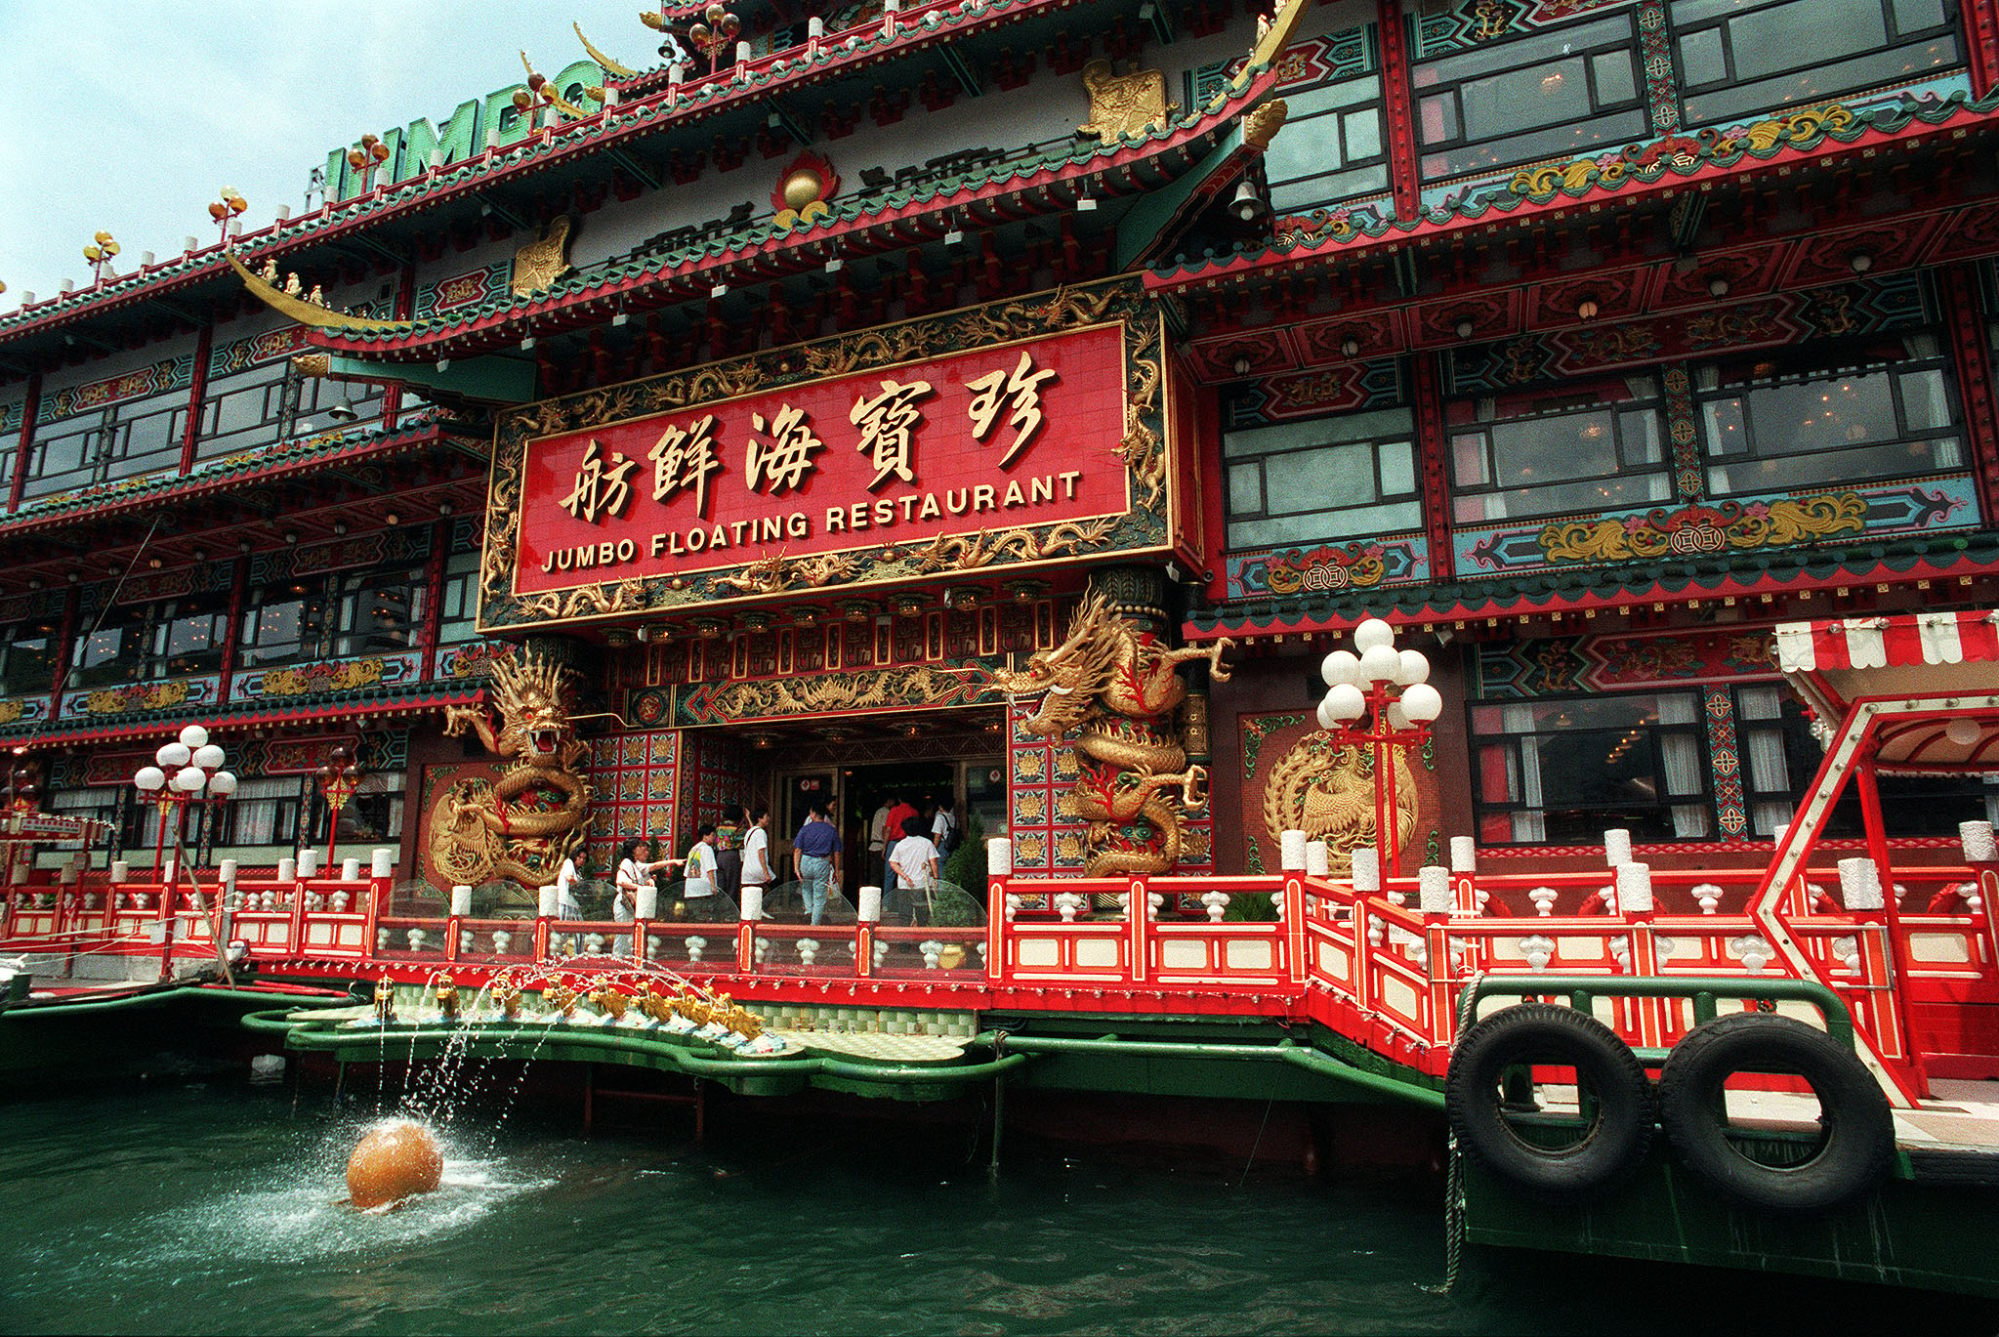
[2,1078,1996,1336]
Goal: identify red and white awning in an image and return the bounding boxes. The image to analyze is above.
[1775,611,1999,672]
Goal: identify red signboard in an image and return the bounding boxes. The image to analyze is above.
[513,323,1131,595]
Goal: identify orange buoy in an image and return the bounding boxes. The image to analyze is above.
[346,1120,443,1210]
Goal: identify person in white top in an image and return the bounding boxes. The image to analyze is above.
[739,804,773,915]
[554,854,584,919]
[930,796,959,856]
[682,825,718,902]
[888,814,940,924]
[614,837,674,924]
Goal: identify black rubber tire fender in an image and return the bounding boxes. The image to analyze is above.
[1657,1012,1895,1215]
[1446,1002,1656,1201]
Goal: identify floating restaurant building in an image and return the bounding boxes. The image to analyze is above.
[9,0,1999,1295]
[4,0,1994,893]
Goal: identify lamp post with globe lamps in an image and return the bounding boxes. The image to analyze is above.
[316,745,364,871]
[131,725,237,885]
[1315,618,1444,880]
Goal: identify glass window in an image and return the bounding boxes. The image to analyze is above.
[1471,692,1711,845]
[1739,684,1999,838]
[1449,375,1670,523]
[21,415,107,500]
[69,593,226,687]
[1222,407,1422,548]
[0,624,57,697]
[1672,0,1960,127]
[195,365,387,462]
[437,551,483,645]
[1694,333,1964,495]
[1413,10,1646,180]
[213,776,303,850]
[240,564,425,667]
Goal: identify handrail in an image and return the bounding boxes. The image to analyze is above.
[1465,973,1858,1050]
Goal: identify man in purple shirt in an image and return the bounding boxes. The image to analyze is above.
[792,802,843,925]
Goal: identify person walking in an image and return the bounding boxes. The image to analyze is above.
[713,803,745,901]
[869,797,893,895]
[888,814,940,925]
[614,837,673,925]
[881,793,920,918]
[740,804,774,916]
[931,795,960,858]
[681,825,719,911]
[791,801,843,925]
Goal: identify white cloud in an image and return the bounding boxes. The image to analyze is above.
[0,1,647,302]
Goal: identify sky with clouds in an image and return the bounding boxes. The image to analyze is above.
[0,1,661,304]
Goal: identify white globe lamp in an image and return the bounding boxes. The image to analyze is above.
[1324,683,1367,722]
[1319,650,1360,687]
[1353,618,1395,653]
[1358,643,1402,685]
[208,771,238,798]
[156,742,191,769]
[192,744,225,771]
[1396,649,1431,686]
[173,766,206,793]
[133,766,166,793]
[178,725,209,749]
[1401,683,1444,723]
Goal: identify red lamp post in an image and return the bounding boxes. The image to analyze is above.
[317,745,364,871]
[131,725,237,883]
[1314,619,1445,880]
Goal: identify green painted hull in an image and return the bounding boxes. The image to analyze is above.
[1463,1153,1999,1298]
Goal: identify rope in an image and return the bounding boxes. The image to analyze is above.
[1236,1095,1275,1190]
[1422,970,1485,1296]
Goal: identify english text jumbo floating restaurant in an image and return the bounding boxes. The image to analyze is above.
[7,0,1999,1296]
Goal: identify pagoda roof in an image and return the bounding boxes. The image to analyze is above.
[0,0,1267,363]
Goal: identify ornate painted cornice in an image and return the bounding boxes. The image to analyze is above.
[298,24,1302,363]
[3,687,482,750]
[1149,90,1999,293]
[1186,534,1999,639]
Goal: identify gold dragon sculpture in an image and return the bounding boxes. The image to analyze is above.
[992,592,1232,876]
[429,651,592,889]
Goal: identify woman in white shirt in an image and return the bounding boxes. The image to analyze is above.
[614,838,672,923]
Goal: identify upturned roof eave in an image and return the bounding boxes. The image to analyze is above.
[298,63,1293,363]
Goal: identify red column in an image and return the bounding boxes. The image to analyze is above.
[1375,0,1422,221]
[1411,352,1454,583]
[9,371,40,512]
[1961,0,1999,98]
[1938,263,1999,527]
[177,322,214,476]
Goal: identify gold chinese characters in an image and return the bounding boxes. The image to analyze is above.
[556,350,1061,525]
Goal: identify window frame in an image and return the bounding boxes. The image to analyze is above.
[1222,405,1423,551]
[1411,9,1647,181]
[1447,375,1672,524]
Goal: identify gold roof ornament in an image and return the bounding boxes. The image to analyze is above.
[1243,99,1289,152]
[1078,59,1178,142]
[511,215,575,298]
[573,21,638,78]
[225,253,416,332]
[520,51,593,119]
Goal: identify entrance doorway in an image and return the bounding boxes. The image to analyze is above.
[747,706,1006,888]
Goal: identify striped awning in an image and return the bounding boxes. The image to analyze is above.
[1775,611,1999,672]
